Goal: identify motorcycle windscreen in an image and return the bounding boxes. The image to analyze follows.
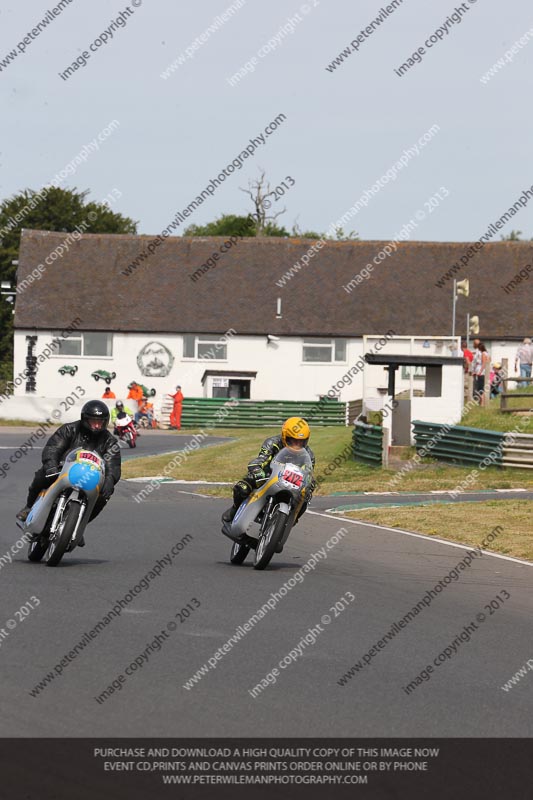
[272,446,313,490]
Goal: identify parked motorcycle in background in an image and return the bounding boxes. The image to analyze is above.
[113,412,138,448]
[17,448,105,566]
[221,446,314,570]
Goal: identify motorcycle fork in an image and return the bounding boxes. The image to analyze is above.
[68,500,87,548]
[49,495,67,537]
[259,497,274,535]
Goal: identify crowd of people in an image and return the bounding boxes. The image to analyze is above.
[460,337,533,403]
[100,381,184,429]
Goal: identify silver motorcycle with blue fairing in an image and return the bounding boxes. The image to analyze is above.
[17,448,105,567]
[221,446,314,570]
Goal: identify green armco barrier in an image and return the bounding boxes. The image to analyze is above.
[412,420,505,467]
[352,421,383,466]
[179,398,346,427]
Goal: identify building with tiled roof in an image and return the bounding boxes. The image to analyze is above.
[10,229,532,404]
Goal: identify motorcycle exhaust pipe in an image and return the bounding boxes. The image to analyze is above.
[221,523,242,543]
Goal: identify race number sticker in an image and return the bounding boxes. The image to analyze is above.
[281,467,303,487]
[79,451,99,464]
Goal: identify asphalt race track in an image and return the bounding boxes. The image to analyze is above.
[1,429,532,738]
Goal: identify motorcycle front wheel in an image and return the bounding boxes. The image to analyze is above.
[46,503,81,567]
[253,507,286,570]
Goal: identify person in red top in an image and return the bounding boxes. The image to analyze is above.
[461,339,473,373]
[168,385,183,430]
[102,387,116,399]
[127,382,143,403]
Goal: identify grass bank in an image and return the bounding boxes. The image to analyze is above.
[344,500,533,561]
[122,426,533,496]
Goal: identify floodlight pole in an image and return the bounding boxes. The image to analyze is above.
[451,279,457,338]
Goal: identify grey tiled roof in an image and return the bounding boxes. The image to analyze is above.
[14,229,533,339]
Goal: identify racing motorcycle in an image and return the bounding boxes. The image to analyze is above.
[221,446,314,570]
[17,448,105,567]
[113,412,138,448]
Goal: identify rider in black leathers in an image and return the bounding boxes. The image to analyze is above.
[16,400,121,536]
[222,417,316,524]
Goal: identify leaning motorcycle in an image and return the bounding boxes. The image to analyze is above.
[113,412,138,448]
[221,446,314,570]
[17,448,105,567]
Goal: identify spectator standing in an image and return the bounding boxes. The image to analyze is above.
[102,387,116,400]
[168,385,184,430]
[461,339,473,372]
[472,343,490,403]
[515,338,533,389]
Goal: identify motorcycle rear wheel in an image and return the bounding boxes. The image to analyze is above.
[253,507,286,570]
[45,503,81,567]
[230,540,250,565]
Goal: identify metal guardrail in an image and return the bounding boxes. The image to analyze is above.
[346,399,364,425]
[502,432,533,468]
[412,420,505,468]
[170,398,346,428]
[353,421,383,466]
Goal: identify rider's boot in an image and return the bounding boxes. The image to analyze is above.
[221,504,238,524]
[16,506,31,522]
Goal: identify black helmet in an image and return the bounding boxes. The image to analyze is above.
[81,400,110,433]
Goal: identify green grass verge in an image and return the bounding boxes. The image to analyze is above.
[0,419,59,427]
[344,500,533,561]
[462,388,533,432]
[122,426,533,496]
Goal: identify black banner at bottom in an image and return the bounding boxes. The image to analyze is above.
[1,738,532,799]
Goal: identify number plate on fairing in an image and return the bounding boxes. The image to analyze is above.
[78,452,100,465]
[280,466,304,488]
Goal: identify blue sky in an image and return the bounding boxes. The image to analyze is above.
[0,0,531,241]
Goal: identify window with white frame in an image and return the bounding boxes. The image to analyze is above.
[302,338,346,363]
[183,334,228,360]
[55,332,113,357]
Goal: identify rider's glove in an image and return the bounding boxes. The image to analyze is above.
[100,477,115,500]
[248,466,265,481]
[45,465,60,479]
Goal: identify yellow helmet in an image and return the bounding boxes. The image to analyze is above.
[281,417,310,448]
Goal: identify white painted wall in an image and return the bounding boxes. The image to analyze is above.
[0,396,136,424]
[8,329,523,417]
[10,330,376,407]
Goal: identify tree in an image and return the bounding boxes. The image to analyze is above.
[239,170,290,236]
[331,226,360,241]
[0,186,137,383]
[500,230,523,241]
[183,169,360,241]
[290,221,323,239]
[184,213,289,238]
[291,222,360,240]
